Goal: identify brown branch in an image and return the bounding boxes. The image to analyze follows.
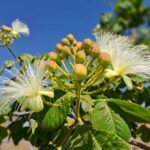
[129,139,150,150]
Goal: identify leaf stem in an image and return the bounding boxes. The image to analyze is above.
[75,82,81,121]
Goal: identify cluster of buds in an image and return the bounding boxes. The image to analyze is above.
[0,25,16,46]
[45,34,111,85]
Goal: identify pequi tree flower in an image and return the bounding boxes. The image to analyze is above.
[11,18,30,36]
[0,64,54,113]
[94,31,150,90]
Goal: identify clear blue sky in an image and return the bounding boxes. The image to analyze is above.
[0,0,150,67]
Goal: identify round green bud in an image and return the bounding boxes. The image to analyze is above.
[99,52,111,67]
[73,64,87,81]
[83,38,92,49]
[67,34,75,43]
[48,52,58,61]
[75,50,86,64]
[55,43,63,52]
[28,96,44,112]
[90,43,100,58]
[61,38,70,46]
[72,39,77,47]
[47,60,58,70]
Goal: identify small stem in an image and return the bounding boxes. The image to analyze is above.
[129,139,150,150]
[83,77,118,95]
[6,46,21,66]
[57,66,70,78]
[61,60,70,74]
[75,82,81,121]
[43,99,62,107]
[66,59,73,68]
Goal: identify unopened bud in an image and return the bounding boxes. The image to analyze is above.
[47,60,58,70]
[76,42,83,50]
[99,52,111,66]
[2,25,12,32]
[67,34,75,43]
[83,38,92,49]
[28,96,44,112]
[55,43,63,52]
[62,46,71,56]
[90,43,100,58]
[75,50,86,63]
[61,38,70,46]
[48,52,58,61]
[72,39,77,47]
[73,64,87,81]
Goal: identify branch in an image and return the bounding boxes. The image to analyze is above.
[129,139,150,150]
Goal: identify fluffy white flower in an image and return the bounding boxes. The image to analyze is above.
[11,18,30,35]
[95,31,150,89]
[0,65,54,112]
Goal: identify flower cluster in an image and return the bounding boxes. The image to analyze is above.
[0,19,29,46]
[0,20,150,113]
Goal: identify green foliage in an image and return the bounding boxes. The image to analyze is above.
[91,100,131,141]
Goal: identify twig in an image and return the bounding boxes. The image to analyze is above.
[129,139,150,150]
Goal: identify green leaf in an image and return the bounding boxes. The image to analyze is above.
[0,127,7,143]
[91,130,131,150]
[81,95,93,112]
[64,125,131,150]
[91,100,131,141]
[40,92,75,131]
[107,99,150,122]
[4,60,15,69]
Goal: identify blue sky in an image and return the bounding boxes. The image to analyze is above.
[0,0,150,67]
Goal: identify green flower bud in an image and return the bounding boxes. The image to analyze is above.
[70,46,78,54]
[55,43,63,52]
[47,60,58,70]
[61,38,70,46]
[75,50,86,64]
[48,52,58,61]
[67,34,75,43]
[83,38,92,50]
[72,39,77,47]
[73,64,87,81]
[99,52,111,67]
[90,43,100,58]
[28,96,44,112]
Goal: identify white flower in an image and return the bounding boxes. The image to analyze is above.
[11,18,30,35]
[94,31,150,89]
[0,64,54,112]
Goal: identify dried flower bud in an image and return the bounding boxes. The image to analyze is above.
[48,52,58,61]
[83,38,92,49]
[90,43,100,58]
[47,60,58,70]
[67,34,75,43]
[61,38,70,46]
[75,50,86,64]
[99,52,111,67]
[55,43,63,52]
[73,64,87,81]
